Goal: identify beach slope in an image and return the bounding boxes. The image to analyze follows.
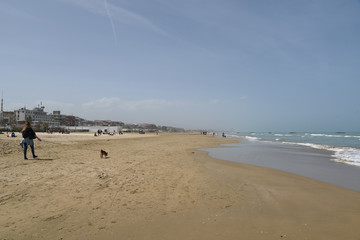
[0,133,359,239]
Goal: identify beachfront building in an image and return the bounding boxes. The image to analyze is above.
[14,103,51,124]
[64,125,122,133]
[0,111,15,125]
[47,111,86,127]
[48,110,62,127]
[63,115,87,126]
[0,95,15,127]
[90,120,124,127]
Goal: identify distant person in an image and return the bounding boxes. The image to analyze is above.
[7,132,16,137]
[21,122,39,160]
[222,132,226,138]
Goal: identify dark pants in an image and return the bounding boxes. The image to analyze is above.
[24,143,35,159]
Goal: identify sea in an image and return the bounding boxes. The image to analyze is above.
[204,132,360,192]
[227,132,360,167]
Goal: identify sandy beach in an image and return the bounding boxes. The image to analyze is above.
[1,132,360,240]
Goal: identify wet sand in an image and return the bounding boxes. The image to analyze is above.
[1,133,360,239]
[205,139,360,192]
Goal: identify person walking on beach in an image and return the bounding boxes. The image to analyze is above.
[21,122,39,160]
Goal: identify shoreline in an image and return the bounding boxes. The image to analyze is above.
[205,138,360,192]
[1,133,360,239]
[227,132,360,167]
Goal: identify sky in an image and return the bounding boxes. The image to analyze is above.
[1,0,360,131]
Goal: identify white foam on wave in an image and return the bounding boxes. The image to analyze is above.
[344,135,360,138]
[226,134,242,139]
[239,134,360,167]
[294,143,360,167]
[311,134,341,138]
[245,136,261,141]
[310,134,360,139]
[274,134,292,137]
[332,148,360,167]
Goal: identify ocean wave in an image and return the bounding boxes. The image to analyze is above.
[226,134,242,139]
[245,136,261,141]
[274,134,292,137]
[293,143,360,167]
[332,148,360,167]
[235,133,360,167]
[311,134,342,138]
[310,134,360,139]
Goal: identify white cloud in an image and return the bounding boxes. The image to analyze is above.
[82,97,172,112]
[80,97,184,124]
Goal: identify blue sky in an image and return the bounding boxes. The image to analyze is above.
[1,0,360,131]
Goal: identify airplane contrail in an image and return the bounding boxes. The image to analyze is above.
[103,0,118,44]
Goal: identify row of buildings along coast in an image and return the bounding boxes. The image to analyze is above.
[0,100,184,133]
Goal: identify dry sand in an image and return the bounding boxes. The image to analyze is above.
[0,132,359,240]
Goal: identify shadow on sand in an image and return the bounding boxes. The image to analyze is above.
[31,158,54,161]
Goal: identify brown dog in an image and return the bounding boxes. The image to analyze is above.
[100,149,108,158]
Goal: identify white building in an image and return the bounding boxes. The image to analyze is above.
[14,103,51,124]
[64,126,122,133]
